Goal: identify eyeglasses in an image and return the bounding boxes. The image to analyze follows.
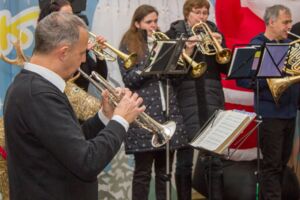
[191,10,209,16]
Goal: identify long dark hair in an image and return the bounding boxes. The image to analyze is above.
[38,0,71,22]
[120,4,158,61]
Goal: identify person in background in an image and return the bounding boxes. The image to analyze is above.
[237,5,300,200]
[118,4,188,200]
[166,0,229,199]
[4,12,145,200]
[289,21,300,40]
[38,0,108,91]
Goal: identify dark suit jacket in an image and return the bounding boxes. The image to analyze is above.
[4,69,125,200]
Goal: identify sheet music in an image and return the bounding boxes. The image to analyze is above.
[190,110,253,152]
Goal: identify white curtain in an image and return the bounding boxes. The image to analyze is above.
[91,0,185,87]
[241,0,300,22]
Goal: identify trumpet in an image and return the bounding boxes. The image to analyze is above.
[192,22,232,64]
[88,32,137,69]
[152,31,207,78]
[78,68,176,148]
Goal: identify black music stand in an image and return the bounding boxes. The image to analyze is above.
[142,39,188,76]
[141,38,188,200]
[227,44,263,80]
[255,43,289,78]
[229,42,290,199]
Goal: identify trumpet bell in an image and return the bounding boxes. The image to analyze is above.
[151,121,176,148]
[191,62,207,78]
[123,53,138,69]
[216,48,232,64]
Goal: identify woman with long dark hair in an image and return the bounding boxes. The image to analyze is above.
[118,4,188,200]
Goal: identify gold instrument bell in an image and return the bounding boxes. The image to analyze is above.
[267,37,300,104]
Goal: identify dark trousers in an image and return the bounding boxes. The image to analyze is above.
[259,118,295,200]
[175,147,194,200]
[132,151,173,200]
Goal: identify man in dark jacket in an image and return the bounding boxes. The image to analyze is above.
[166,0,229,199]
[237,5,300,200]
[3,12,145,200]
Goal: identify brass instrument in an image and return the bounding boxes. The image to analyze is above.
[152,31,207,78]
[267,38,300,104]
[0,118,9,200]
[64,78,101,120]
[88,32,137,69]
[78,68,176,147]
[192,22,232,64]
[267,76,300,104]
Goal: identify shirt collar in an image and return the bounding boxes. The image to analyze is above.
[24,62,66,93]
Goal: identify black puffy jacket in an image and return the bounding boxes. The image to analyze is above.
[166,20,229,138]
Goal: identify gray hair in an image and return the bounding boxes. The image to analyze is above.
[34,12,87,54]
[263,4,291,25]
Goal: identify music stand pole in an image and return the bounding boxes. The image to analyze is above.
[165,78,171,200]
[255,80,261,200]
[140,37,187,200]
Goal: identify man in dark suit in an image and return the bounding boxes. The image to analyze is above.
[3,12,145,200]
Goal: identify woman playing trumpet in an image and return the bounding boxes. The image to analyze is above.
[165,0,230,199]
[118,4,188,200]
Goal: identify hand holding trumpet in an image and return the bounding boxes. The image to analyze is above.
[88,34,107,50]
[101,88,145,124]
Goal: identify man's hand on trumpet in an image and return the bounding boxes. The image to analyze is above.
[101,88,145,123]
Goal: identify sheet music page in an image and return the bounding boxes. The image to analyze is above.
[190,110,250,151]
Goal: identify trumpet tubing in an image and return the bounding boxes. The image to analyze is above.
[192,22,232,64]
[104,42,138,69]
[78,69,176,147]
[89,32,137,69]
